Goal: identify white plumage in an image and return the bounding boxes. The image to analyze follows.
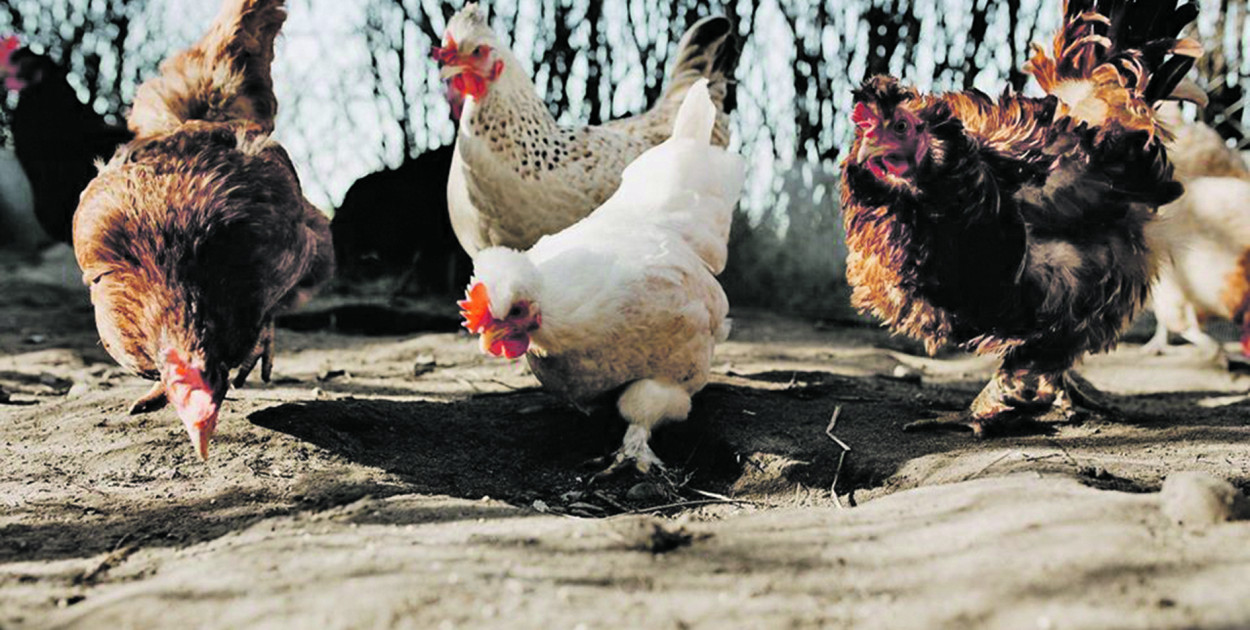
[462,80,745,472]
[1146,177,1250,360]
[1143,108,1250,360]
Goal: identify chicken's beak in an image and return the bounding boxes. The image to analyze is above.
[161,356,224,461]
[480,322,531,359]
[480,324,508,355]
[856,138,880,164]
[856,137,913,178]
[440,64,464,80]
[171,386,220,461]
[184,412,217,461]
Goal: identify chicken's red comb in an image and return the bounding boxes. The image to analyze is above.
[458,282,494,333]
[851,103,876,129]
[430,35,458,64]
[0,36,19,65]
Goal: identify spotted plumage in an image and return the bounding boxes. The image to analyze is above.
[437,4,738,257]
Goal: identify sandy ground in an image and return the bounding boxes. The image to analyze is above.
[2,246,1249,629]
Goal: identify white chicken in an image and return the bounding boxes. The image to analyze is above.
[1156,103,1250,180]
[458,79,744,473]
[1143,106,1250,360]
[1144,176,1250,361]
[432,3,737,257]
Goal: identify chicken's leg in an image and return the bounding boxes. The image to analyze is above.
[906,360,1113,437]
[595,379,691,477]
[129,381,168,415]
[1140,315,1173,356]
[233,322,274,388]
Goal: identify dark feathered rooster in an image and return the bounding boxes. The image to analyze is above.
[841,0,1204,435]
[73,0,334,459]
[0,37,133,244]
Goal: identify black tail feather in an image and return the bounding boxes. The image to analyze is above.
[1099,0,1201,103]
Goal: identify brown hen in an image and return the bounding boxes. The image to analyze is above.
[841,0,1203,435]
[74,0,333,459]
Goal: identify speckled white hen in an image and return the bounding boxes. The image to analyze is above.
[433,3,736,257]
[458,80,744,473]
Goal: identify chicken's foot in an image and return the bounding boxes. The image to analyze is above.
[905,368,1112,437]
[233,323,274,388]
[590,425,666,481]
[129,382,168,415]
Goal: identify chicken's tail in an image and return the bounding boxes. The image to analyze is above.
[664,16,737,107]
[1025,0,1204,135]
[129,0,286,138]
[671,77,718,144]
[620,16,737,147]
[612,80,745,274]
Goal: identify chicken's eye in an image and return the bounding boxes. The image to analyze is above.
[508,304,524,318]
[892,119,911,134]
[472,46,487,58]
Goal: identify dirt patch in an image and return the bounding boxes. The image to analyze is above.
[1,249,1249,628]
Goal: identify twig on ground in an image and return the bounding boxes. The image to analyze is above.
[592,490,630,513]
[75,542,139,586]
[688,487,736,502]
[486,378,525,391]
[1020,452,1063,463]
[626,498,758,515]
[1045,438,1081,470]
[964,450,1018,481]
[825,406,851,508]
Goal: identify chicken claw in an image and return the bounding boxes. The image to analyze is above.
[233,323,274,388]
[128,382,168,415]
[905,369,1111,437]
[587,425,667,481]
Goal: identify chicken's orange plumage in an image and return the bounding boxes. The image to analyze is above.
[841,0,1202,435]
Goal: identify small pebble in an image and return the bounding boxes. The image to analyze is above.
[66,382,91,399]
[1160,471,1250,527]
[626,482,666,502]
[891,365,922,384]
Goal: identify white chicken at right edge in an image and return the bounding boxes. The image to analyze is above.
[458,79,744,474]
[1142,105,1250,363]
